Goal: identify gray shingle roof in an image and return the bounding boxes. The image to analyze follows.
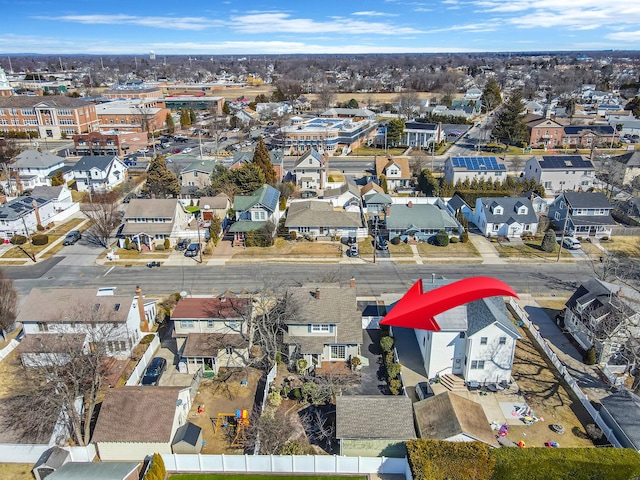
[123,198,179,219]
[72,155,118,172]
[14,149,64,169]
[30,185,65,199]
[44,462,141,480]
[285,201,363,229]
[387,204,460,231]
[479,197,538,225]
[336,396,416,440]
[180,160,217,175]
[467,296,521,338]
[600,390,640,450]
[563,191,613,209]
[0,196,51,221]
[198,194,229,210]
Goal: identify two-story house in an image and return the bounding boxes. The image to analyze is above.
[285,200,367,240]
[284,284,362,372]
[322,181,362,208]
[16,286,157,365]
[71,155,128,193]
[385,279,521,385]
[403,121,444,148]
[375,156,410,191]
[564,278,640,369]
[548,191,617,238]
[472,197,538,238]
[292,148,326,190]
[563,125,617,148]
[609,151,640,186]
[7,149,65,193]
[0,195,55,238]
[179,160,216,193]
[523,155,595,195]
[30,185,74,214]
[228,184,281,246]
[119,198,193,248]
[171,296,252,375]
[526,117,564,148]
[444,156,507,185]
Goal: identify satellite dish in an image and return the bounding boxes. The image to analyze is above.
[204,204,211,209]
[180,291,187,298]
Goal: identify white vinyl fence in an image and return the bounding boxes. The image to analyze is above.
[0,443,96,464]
[125,334,160,386]
[508,298,623,448]
[161,454,410,476]
[0,339,19,362]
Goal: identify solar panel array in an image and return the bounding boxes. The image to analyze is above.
[451,156,506,171]
[263,187,280,210]
[540,155,592,168]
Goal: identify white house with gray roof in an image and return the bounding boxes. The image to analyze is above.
[386,202,463,242]
[472,197,538,238]
[7,149,65,192]
[71,155,128,192]
[523,155,595,195]
[179,160,216,192]
[292,148,326,190]
[322,181,362,208]
[285,200,367,240]
[0,195,55,238]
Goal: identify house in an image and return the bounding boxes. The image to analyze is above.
[609,151,640,186]
[335,396,416,457]
[472,197,539,238]
[386,202,463,242]
[30,185,73,213]
[45,462,141,480]
[444,156,507,185]
[445,193,473,221]
[385,280,521,384]
[0,195,55,238]
[600,390,640,451]
[171,296,252,375]
[363,190,392,217]
[563,125,617,148]
[18,333,89,368]
[7,149,65,192]
[563,278,640,367]
[16,286,157,362]
[71,155,128,193]
[228,184,281,246]
[548,191,617,238]
[375,156,411,191]
[255,102,292,118]
[172,422,203,454]
[292,148,326,190]
[120,198,193,247]
[413,392,499,447]
[198,194,230,232]
[524,100,545,116]
[92,386,192,461]
[180,160,216,192]
[403,121,444,148]
[521,190,548,214]
[463,88,483,100]
[231,149,285,182]
[526,117,564,148]
[285,200,367,240]
[284,284,362,371]
[523,155,595,195]
[322,182,362,208]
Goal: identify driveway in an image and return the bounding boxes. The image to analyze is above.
[391,326,429,401]
[346,329,388,395]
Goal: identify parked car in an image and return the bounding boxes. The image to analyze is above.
[172,148,182,154]
[63,230,81,245]
[415,382,434,401]
[141,357,167,386]
[349,244,359,257]
[562,237,581,250]
[136,148,150,154]
[184,242,201,257]
[176,238,191,251]
[376,235,388,250]
[182,147,193,154]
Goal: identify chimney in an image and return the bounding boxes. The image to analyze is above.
[315,287,320,299]
[135,285,149,332]
[32,200,41,227]
[350,277,356,288]
[385,205,391,216]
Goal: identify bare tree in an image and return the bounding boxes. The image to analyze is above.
[300,405,335,452]
[1,301,128,446]
[397,90,421,120]
[0,269,17,338]
[246,405,299,454]
[82,192,123,248]
[409,154,428,179]
[315,85,336,112]
[208,107,226,155]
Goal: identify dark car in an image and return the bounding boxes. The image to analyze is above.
[176,238,191,251]
[141,357,167,386]
[184,242,201,257]
[63,230,81,245]
[375,235,388,250]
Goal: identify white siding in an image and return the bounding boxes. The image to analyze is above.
[464,323,517,384]
[97,441,171,461]
[416,330,464,378]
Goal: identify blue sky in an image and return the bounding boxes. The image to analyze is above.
[1,0,639,55]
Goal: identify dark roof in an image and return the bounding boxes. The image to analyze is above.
[564,125,615,135]
[336,396,416,440]
[479,197,538,224]
[172,421,202,447]
[612,151,640,167]
[405,121,438,130]
[33,446,71,471]
[538,155,594,169]
[450,156,506,171]
[601,390,640,450]
[447,194,471,212]
[73,155,118,172]
[0,96,91,108]
[563,191,612,209]
[569,214,618,227]
[0,196,52,221]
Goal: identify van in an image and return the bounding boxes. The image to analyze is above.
[562,237,581,250]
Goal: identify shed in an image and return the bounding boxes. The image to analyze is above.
[45,461,140,480]
[172,421,203,454]
[32,446,71,480]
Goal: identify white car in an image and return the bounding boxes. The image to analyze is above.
[562,237,581,249]
[182,147,193,154]
[136,148,149,154]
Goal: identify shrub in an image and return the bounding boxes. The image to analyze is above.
[389,378,402,395]
[289,230,297,240]
[449,236,459,243]
[124,237,131,248]
[280,440,307,455]
[202,244,213,255]
[391,236,402,245]
[267,390,282,407]
[386,362,401,379]
[541,229,557,253]
[601,236,609,242]
[434,230,449,247]
[36,223,45,231]
[380,335,394,353]
[460,230,469,243]
[31,234,49,246]
[350,356,361,370]
[584,345,597,365]
[164,238,170,249]
[407,439,494,480]
[10,235,27,245]
[296,358,308,374]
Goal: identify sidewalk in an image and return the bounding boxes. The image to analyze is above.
[468,233,505,264]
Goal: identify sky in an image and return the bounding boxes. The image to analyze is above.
[0,0,639,55]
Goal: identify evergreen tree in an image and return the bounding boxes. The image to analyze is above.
[347,98,359,109]
[222,102,231,115]
[189,108,197,124]
[209,216,222,246]
[481,77,502,112]
[541,229,557,253]
[179,110,191,128]
[584,346,597,365]
[492,89,528,145]
[379,174,388,193]
[165,112,175,133]
[435,230,450,247]
[418,169,439,196]
[252,136,276,184]
[385,118,405,146]
[142,156,181,197]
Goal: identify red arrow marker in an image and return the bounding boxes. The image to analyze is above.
[380,276,519,331]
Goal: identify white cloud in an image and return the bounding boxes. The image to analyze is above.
[230,12,423,35]
[606,30,640,42]
[38,14,215,31]
[352,11,398,17]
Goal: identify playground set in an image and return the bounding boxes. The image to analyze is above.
[212,409,250,447]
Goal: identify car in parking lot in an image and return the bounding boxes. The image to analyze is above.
[141,357,167,386]
[184,242,201,257]
[562,237,581,250]
[172,148,182,154]
[182,147,193,154]
[136,148,150,154]
[63,230,82,245]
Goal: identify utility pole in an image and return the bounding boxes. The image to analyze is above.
[556,201,570,262]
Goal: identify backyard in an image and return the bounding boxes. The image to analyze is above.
[170,476,366,480]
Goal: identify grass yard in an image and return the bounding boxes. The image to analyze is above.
[416,240,480,258]
[0,217,87,260]
[171,476,367,480]
[232,237,341,258]
[350,146,405,156]
[606,236,640,257]
[494,241,572,260]
[0,464,35,480]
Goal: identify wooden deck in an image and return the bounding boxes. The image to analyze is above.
[314,361,354,377]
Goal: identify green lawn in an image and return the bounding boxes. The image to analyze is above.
[170,476,367,480]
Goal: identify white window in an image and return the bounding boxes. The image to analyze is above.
[207,320,215,328]
[330,345,346,359]
[311,323,330,333]
[480,337,488,345]
[499,337,507,345]
[225,347,234,355]
[180,320,195,329]
[471,360,485,369]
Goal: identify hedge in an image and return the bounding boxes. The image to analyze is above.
[31,234,49,246]
[10,235,27,245]
[407,439,494,480]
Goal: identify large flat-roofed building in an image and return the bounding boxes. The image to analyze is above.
[164,95,225,114]
[281,116,377,155]
[95,99,169,133]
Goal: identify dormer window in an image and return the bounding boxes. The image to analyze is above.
[492,206,503,215]
[517,206,528,215]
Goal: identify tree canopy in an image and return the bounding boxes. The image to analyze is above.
[481,78,502,112]
[491,89,528,145]
[385,118,405,146]
[143,156,181,197]
[210,163,266,197]
[253,136,277,184]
